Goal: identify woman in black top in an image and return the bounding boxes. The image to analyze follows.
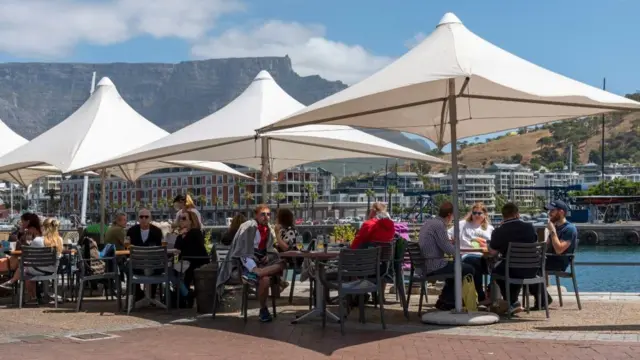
[174,211,210,288]
[275,209,298,251]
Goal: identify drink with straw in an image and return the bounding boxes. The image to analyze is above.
[316,235,324,251]
[295,235,304,251]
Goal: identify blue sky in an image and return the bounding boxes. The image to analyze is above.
[0,0,638,148]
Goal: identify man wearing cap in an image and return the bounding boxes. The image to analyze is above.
[530,199,578,310]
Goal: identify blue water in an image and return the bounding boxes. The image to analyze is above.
[552,247,640,292]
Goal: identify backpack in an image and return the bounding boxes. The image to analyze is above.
[79,237,105,276]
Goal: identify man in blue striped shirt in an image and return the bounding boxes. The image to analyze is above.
[418,201,475,310]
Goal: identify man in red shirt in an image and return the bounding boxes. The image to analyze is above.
[350,202,396,249]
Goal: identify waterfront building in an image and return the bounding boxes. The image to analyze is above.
[533,171,580,201]
[441,169,496,213]
[484,163,535,206]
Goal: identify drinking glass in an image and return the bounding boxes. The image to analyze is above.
[296,235,304,251]
[124,236,131,250]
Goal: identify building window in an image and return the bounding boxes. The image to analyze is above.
[161,179,167,187]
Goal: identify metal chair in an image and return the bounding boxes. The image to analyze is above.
[18,246,59,309]
[287,237,315,307]
[492,242,549,319]
[321,247,384,335]
[125,246,171,314]
[546,253,582,310]
[405,242,454,317]
[370,240,395,308]
[75,247,121,312]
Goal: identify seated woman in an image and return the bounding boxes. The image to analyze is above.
[0,213,38,275]
[448,202,494,304]
[0,218,62,302]
[350,202,395,249]
[174,211,210,289]
[275,208,297,251]
[221,214,246,246]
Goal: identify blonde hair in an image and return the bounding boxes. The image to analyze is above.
[42,218,63,255]
[371,202,387,213]
[465,202,490,230]
[183,210,201,230]
[184,194,196,210]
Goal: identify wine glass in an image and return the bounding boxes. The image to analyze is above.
[295,235,304,251]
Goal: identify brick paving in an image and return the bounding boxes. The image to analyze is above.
[1,318,640,360]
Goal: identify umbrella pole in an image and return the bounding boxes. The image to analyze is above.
[261,137,269,206]
[99,169,106,243]
[447,78,463,313]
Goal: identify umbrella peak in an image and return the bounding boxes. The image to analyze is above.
[254,70,274,82]
[96,77,115,87]
[437,12,462,27]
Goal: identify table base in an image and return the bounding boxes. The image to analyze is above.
[291,308,341,324]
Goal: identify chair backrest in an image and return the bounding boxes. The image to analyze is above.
[337,247,380,280]
[405,241,425,270]
[21,246,57,268]
[129,246,168,272]
[505,242,547,270]
[371,241,394,263]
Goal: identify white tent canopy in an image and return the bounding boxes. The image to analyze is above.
[256,12,640,314]
[260,13,640,147]
[0,77,249,181]
[72,70,447,176]
[0,118,67,186]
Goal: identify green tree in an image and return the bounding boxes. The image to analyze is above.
[365,188,376,212]
[274,192,286,209]
[309,191,318,220]
[243,191,254,215]
[291,199,301,218]
[198,194,207,213]
[387,185,398,216]
[494,194,508,212]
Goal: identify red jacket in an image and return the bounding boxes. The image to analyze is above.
[350,215,396,250]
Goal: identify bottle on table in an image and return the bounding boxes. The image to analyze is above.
[316,235,325,251]
[295,235,304,251]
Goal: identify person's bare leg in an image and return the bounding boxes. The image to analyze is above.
[254,263,284,277]
[0,258,8,272]
[257,276,270,308]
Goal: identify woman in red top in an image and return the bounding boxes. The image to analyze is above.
[350,202,395,249]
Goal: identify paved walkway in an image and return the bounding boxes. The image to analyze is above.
[1,320,640,359]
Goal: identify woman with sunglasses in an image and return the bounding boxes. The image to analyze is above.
[448,202,494,305]
[174,211,209,291]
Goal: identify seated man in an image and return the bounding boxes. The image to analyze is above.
[104,212,127,250]
[126,209,163,247]
[489,203,538,315]
[529,200,578,310]
[418,201,474,311]
[350,202,395,250]
[216,204,285,323]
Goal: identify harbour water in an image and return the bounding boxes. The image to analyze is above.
[552,246,640,292]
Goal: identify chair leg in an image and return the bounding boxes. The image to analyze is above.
[571,274,582,310]
[358,295,365,323]
[116,277,122,312]
[378,285,386,330]
[339,294,345,335]
[288,271,296,305]
[271,284,277,318]
[524,285,529,314]
[321,287,327,329]
[76,280,84,312]
[54,279,58,309]
[309,279,314,310]
[543,283,550,319]
[242,283,249,324]
[418,282,425,317]
[165,281,170,312]
[126,280,132,315]
[18,280,24,309]
[555,276,563,307]
[406,277,413,310]
[506,281,512,319]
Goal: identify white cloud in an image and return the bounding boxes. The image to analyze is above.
[191,21,392,83]
[404,32,426,49]
[0,0,244,57]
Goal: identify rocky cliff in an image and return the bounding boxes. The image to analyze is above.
[0,56,429,174]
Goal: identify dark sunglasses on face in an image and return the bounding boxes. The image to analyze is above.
[260,212,271,217]
[472,212,483,216]
[180,217,188,221]
[139,215,149,219]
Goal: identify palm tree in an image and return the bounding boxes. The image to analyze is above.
[309,191,318,220]
[45,188,59,216]
[133,200,141,214]
[157,198,166,219]
[198,194,207,213]
[212,196,219,223]
[291,199,301,218]
[275,192,286,209]
[365,188,376,212]
[243,191,254,216]
[304,183,314,219]
[387,185,398,216]
[121,201,128,216]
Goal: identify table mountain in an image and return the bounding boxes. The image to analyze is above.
[0,56,429,174]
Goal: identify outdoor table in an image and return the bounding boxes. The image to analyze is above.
[117,248,179,310]
[279,250,340,324]
[4,249,77,256]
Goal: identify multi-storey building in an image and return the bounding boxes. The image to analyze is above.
[61,166,332,224]
[441,169,496,213]
[533,171,580,201]
[485,163,535,206]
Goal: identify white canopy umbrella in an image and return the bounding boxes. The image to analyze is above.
[0,77,249,236]
[71,70,448,202]
[258,13,640,313]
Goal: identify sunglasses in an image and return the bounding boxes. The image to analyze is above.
[260,212,271,217]
[139,215,149,219]
[472,212,483,216]
[180,217,188,221]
